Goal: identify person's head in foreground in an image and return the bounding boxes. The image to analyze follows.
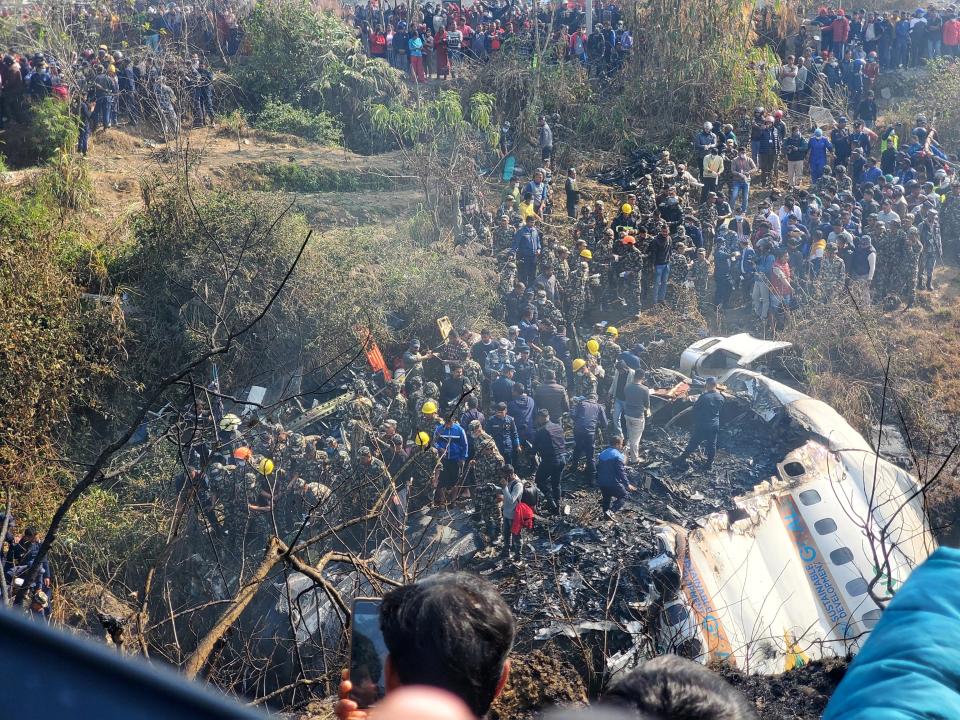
[600,655,758,720]
[341,572,515,719]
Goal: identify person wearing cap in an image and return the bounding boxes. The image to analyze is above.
[511,214,541,287]
[675,376,724,469]
[484,400,520,467]
[467,419,505,550]
[569,392,608,487]
[490,365,516,408]
[484,338,516,382]
[918,207,942,291]
[403,338,436,384]
[694,122,718,181]
[898,228,923,307]
[808,127,834,183]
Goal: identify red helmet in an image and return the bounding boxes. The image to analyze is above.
[774,110,784,119]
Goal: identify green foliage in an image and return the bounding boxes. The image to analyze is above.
[230,0,405,148]
[259,162,395,192]
[371,90,497,147]
[253,99,344,145]
[38,150,95,212]
[22,98,79,165]
[117,186,499,389]
[0,193,121,487]
[903,58,960,148]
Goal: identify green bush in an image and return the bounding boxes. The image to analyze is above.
[230,0,406,150]
[23,98,79,165]
[260,162,395,192]
[254,99,343,145]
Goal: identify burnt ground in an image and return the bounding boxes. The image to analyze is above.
[462,390,824,719]
[718,657,850,719]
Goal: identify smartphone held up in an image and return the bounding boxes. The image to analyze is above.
[349,597,388,709]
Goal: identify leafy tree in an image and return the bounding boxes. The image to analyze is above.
[230,0,405,149]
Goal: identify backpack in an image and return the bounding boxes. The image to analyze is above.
[521,482,541,507]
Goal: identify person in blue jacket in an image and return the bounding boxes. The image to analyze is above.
[432,416,469,505]
[808,128,834,183]
[596,436,635,521]
[824,547,960,719]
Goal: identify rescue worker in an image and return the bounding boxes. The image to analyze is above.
[675,377,724,469]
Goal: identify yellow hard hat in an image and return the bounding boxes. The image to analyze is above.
[580,248,593,260]
[586,339,600,355]
[572,358,587,372]
[621,203,632,214]
[606,326,619,337]
[415,431,431,447]
[421,401,438,416]
[258,457,275,475]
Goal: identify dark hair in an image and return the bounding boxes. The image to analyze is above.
[380,573,515,716]
[544,369,556,381]
[601,655,758,720]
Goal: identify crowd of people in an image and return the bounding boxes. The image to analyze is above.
[352,0,634,81]
[0,43,215,145]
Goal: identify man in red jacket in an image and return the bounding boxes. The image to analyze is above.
[832,9,851,59]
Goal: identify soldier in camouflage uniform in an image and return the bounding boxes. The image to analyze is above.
[940,184,960,259]
[815,242,846,302]
[537,345,567,387]
[467,421,505,549]
[494,215,516,252]
[383,380,409,439]
[405,376,425,436]
[814,166,838,196]
[692,249,710,303]
[458,223,480,248]
[898,228,923,307]
[534,289,564,327]
[353,446,392,554]
[918,208,942,291]
[667,241,694,310]
[699,195,719,255]
[834,165,853,194]
[566,261,591,328]
[615,234,645,314]
[575,205,595,242]
[408,433,439,511]
[499,260,518,295]
[462,357,484,398]
[870,221,897,300]
[573,365,598,399]
[479,213,495,254]
[636,176,657,218]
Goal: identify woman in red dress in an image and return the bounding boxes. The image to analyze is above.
[435,26,449,80]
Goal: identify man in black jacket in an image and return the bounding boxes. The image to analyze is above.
[676,377,724,468]
[533,409,567,512]
[533,369,569,421]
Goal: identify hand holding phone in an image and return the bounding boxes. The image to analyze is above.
[349,598,387,710]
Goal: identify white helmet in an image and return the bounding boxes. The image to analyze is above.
[703,121,713,131]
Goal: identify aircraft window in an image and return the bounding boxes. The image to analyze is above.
[846,577,869,596]
[783,462,806,477]
[830,547,854,565]
[665,604,689,625]
[814,518,837,534]
[799,490,821,506]
[861,609,883,629]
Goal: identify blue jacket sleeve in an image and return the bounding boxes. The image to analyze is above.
[823,547,960,720]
